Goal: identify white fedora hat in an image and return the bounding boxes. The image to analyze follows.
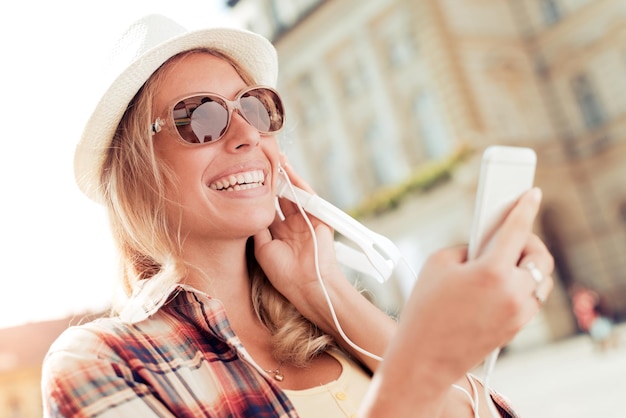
[74,14,278,203]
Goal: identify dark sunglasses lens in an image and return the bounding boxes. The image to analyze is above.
[173,96,228,143]
[240,88,284,133]
[171,88,284,144]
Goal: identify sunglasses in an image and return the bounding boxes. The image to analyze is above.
[152,86,285,144]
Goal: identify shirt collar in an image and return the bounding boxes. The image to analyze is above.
[119,279,209,323]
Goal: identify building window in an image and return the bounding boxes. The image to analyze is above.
[270,0,322,30]
[337,57,367,99]
[294,73,322,127]
[324,146,359,208]
[389,39,413,68]
[572,74,606,130]
[386,28,417,69]
[412,91,452,159]
[363,121,406,186]
[373,11,417,70]
[341,69,363,98]
[540,0,562,26]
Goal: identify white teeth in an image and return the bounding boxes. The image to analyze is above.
[209,170,265,191]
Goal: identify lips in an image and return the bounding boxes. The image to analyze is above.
[208,169,265,191]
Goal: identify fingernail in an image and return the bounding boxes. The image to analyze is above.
[529,187,542,202]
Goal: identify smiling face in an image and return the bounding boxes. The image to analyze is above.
[152,52,281,244]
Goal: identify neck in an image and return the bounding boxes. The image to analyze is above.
[181,236,257,319]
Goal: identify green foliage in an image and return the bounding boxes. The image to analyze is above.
[349,146,474,218]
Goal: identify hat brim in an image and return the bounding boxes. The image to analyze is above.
[74,26,278,203]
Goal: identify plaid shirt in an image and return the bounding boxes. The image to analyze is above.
[41,285,519,418]
[42,286,298,417]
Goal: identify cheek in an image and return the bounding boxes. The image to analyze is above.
[155,140,212,188]
[262,137,281,168]
[168,156,200,185]
[154,150,208,221]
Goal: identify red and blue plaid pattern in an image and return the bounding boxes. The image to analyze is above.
[42,288,297,417]
[42,286,518,417]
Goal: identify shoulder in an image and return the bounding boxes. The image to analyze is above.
[41,313,180,400]
[43,316,130,372]
[41,316,129,413]
[41,314,190,417]
[44,311,181,363]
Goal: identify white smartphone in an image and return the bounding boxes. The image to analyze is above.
[467,146,537,260]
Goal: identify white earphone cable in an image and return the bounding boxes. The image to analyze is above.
[280,174,383,362]
[278,170,499,417]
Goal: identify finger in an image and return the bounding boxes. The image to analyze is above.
[482,187,542,265]
[518,236,555,307]
[277,159,327,225]
[279,157,316,194]
[276,194,300,218]
[253,228,273,252]
[428,245,469,268]
[519,261,554,307]
[275,194,324,226]
[518,234,554,273]
[533,272,554,305]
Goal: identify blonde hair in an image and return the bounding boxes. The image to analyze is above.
[101,49,334,366]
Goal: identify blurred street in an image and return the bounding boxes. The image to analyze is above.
[489,323,626,418]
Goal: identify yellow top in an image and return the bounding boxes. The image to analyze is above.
[285,350,372,418]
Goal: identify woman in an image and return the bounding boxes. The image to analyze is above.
[42,14,554,417]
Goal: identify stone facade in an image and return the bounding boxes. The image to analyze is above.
[229,0,626,348]
[6,2,626,414]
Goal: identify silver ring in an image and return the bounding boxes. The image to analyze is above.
[524,261,544,284]
[524,262,546,305]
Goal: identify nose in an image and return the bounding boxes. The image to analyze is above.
[223,110,261,151]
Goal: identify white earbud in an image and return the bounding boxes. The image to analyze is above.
[275,164,287,221]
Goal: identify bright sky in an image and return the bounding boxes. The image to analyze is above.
[0,1,241,329]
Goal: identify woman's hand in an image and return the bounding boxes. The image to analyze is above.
[361,187,554,417]
[253,162,397,370]
[253,161,344,308]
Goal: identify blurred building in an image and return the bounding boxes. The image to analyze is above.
[228,0,626,348]
[5,3,626,413]
[0,317,77,418]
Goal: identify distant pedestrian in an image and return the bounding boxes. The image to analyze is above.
[570,284,617,351]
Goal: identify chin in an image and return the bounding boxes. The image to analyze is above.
[245,201,277,228]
